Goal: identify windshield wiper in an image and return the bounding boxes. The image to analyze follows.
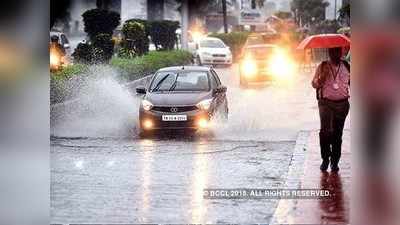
[168,73,180,91]
[152,73,171,92]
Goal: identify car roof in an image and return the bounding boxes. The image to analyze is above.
[198,37,223,42]
[157,65,211,72]
[245,44,278,49]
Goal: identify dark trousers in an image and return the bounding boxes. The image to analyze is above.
[318,99,350,166]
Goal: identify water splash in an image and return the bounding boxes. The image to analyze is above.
[51,65,140,138]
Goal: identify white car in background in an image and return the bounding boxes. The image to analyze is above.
[190,37,232,67]
[50,31,72,56]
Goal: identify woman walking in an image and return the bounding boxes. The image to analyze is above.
[312,47,350,172]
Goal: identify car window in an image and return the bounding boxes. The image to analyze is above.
[246,36,264,45]
[150,71,210,92]
[210,70,221,86]
[209,72,218,88]
[199,39,225,48]
[245,46,277,59]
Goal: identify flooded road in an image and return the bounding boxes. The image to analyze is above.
[50,64,330,223]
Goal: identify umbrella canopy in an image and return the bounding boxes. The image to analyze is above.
[296,34,350,50]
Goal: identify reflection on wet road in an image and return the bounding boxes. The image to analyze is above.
[51,136,294,224]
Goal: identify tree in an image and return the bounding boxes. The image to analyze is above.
[50,0,70,29]
[338,1,350,26]
[222,0,228,33]
[291,0,329,26]
[119,21,148,57]
[82,8,120,40]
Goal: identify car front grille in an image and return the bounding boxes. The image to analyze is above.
[152,106,198,113]
[212,54,226,57]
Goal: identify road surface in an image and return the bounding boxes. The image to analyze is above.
[51,64,337,224]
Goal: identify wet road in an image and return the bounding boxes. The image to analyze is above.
[51,64,326,223]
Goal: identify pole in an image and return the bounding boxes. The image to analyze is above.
[181,0,189,50]
[222,0,228,33]
[334,0,337,19]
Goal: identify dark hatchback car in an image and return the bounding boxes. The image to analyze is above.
[136,66,228,134]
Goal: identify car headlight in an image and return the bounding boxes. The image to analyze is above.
[196,99,213,110]
[241,59,257,76]
[142,100,153,111]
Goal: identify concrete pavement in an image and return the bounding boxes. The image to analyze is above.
[272,129,350,225]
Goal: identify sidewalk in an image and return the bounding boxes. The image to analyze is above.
[272,130,350,225]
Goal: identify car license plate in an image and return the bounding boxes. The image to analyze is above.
[162,115,187,121]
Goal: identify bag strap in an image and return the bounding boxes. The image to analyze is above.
[316,61,328,100]
[342,60,350,72]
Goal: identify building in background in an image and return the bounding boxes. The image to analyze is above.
[67,0,180,36]
[325,0,343,20]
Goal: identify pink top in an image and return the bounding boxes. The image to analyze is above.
[312,61,350,100]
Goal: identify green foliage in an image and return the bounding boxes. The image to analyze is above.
[51,64,88,81]
[120,21,148,57]
[208,32,249,61]
[72,43,93,64]
[338,2,350,26]
[312,19,341,34]
[291,0,329,25]
[148,20,180,50]
[82,8,120,40]
[92,33,115,63]
[74,9,120,64]
[50,64,88,104]
[111,50,193,80]
[72,34,115,64]
[125,18,151,35]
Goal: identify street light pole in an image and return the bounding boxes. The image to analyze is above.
[222,0,228,33]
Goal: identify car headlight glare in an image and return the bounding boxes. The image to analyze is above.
[142,100,153,111]
[196,99,212,110]
[241,59,257,76]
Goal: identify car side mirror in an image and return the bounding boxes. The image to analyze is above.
[214,85,227,95]
[136,86,146,94]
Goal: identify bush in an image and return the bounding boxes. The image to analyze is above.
[148,20,180,50]
[92,33,114,63]
[72,43,93,64]
[82,8,120,40]
[111,50,193,80]
[72,34,114,64]
[209,32,249,61]
[119,21,148,57]
[50,64,88,104]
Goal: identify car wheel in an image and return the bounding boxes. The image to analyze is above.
[196,56,202,66]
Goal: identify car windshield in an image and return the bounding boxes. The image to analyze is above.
[199,39,225,48]
[245,46,277,59]
[150,71,210,92]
